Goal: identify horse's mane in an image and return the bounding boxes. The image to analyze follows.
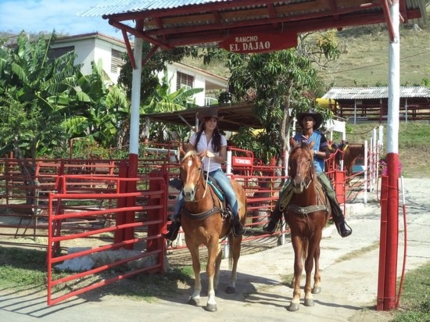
[182,150,198,161]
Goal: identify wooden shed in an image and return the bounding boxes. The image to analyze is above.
[322,86,430,123]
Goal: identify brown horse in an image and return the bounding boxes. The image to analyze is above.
[329,142,365,178]
[179,150,247,312]
[342,143,365,177]
[283,140,330,312]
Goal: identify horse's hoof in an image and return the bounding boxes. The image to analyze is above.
[188,298,200,306]
[287,303,300,312]
[204,303,217,312]
[304,298,315,307]
[225,286,235,294]
[312,286,321,294]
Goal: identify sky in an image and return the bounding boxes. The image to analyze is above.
[0,0,121,39]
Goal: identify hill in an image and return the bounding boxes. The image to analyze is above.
[321,23,430,87]
[183,11,430,88]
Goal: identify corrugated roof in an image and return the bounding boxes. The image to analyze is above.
[77,1,426,51]
[322,87,430,100]
[79,0,229,17]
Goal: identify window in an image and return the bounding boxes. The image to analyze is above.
[48,46,75,60]
[111,49,124,73]
[176,72,194,90]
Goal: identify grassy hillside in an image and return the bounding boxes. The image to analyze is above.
[321,23,430,87]
[183,12,430,88]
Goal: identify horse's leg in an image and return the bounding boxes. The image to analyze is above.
[288,234,303,312]
[187,244,201,306]
[214,243,222,292]
[204,238,219,312]
[225,235,242,294]
[304,235,320,307]
[312,242,322,295]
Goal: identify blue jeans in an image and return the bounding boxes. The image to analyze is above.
[171,169,238,220]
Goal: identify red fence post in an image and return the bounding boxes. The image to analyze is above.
[123,154,138,250]
[384,153,399,310]
[147,170,167,268]
[334,170,346,204]
[377,175,389,311]
[114,160,128,247]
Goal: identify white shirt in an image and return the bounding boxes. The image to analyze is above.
[189,132,227,173]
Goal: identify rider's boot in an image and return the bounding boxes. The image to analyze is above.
[162,217,181,241]
[330,201,352,238]
[232,216,245,237]
[263,206,282,234]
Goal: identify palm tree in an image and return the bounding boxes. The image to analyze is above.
[62,59,129,153]
[141,69,203,144]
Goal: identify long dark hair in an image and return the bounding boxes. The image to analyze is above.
[194,117,222,152]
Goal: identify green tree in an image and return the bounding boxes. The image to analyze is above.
[0,31,80,160]
[62,59,129,151]
[118,42,199,104]
[141,70,203,144]
[0,31,82,204]
[227,33,339,164]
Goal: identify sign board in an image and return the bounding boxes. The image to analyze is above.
[232,156,253,167]
[219,32,297,53]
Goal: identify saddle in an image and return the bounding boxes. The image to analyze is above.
[279,178,330,216]
[206,176,231,219]
[180,175,232,221]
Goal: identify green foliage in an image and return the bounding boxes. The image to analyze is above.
[0,31,79,158]
[227,47,330,163]
[118,42,200,103]
[0,246,47,287]
[392,262,430,321]
[141,69,201,144]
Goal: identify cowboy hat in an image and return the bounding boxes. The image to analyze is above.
[297,109,323,130]
[197,108,224,122]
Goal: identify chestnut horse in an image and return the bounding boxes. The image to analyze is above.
[330,142,365,178]
[342,143,365,178]
[282,141,330,312]
[179,150,247,312]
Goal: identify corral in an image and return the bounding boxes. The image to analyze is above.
[0,136,379,305]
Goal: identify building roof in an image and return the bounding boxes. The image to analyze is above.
[143,103,262,132]
[322,86,430,100]
[79,1,426,50]
[56,32,126,46]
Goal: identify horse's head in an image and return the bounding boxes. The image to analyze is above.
[180,150,204,202]
[288,140,315,193]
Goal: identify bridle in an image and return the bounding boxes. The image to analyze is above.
[182,154,210,203]
[289,147,314,191]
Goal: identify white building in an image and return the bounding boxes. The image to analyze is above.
[51,32,227,106]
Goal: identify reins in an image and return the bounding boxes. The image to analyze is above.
[182,156,223,219]
[187,156,211,203]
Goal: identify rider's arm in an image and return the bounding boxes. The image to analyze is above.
[316,134,330,159]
